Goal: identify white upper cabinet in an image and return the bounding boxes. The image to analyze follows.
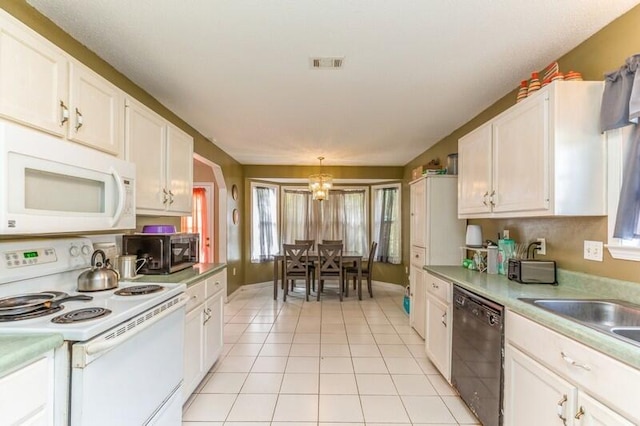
[458,81,606,218]
[68,61,124,155]
[0,10,68,137]
[0,10,124,156]
[458,123,492,215]
[125,97,193,215]
[166,123,195,213]
[409,178,426,248]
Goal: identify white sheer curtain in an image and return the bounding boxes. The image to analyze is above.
[322,189,368,255]
[251,184,279,262]
[281,188,368,255]
[282,189,320,244]
[372,185,401,264]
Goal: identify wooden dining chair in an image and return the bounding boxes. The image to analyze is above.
[295,239,317,291]
[316,243,344,301]
[322,239,342,245]
[344,241,377,298]
[282,243,311,301]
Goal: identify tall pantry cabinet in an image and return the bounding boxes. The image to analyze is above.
[409,176,465,338]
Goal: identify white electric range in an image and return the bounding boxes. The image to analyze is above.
[0,237,187,426]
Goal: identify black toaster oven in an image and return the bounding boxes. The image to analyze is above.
[122,233,199,274]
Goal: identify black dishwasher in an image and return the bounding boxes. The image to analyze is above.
[451,285,504,426]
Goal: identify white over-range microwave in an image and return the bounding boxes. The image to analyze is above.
[0,119,136,235]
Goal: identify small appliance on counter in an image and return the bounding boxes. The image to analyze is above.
[508,259,557,285]
[465,224,483,248]
[122,233,199,274]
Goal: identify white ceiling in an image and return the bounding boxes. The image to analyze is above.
[26,0,640,166]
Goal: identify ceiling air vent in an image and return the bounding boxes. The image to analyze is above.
[310,57,344,69]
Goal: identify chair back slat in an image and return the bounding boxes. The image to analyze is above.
[365,241,378,270]
[283,243,309,274]
[322,239,343,245]
[294,239,315,250]
[318,243,343,274]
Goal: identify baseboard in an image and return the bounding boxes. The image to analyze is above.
[227,280,403,302]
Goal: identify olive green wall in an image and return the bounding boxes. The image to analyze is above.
[242,165,406,285]
[404,4,640,284]
[2,1,245,294]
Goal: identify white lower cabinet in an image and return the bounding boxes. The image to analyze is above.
[575,392,635,426]
[504,344,577,425]
[424,272,452,382]
[183,270,226,403]
[409,264,426,338]
[504,311,637,425]
[0,351,54,425]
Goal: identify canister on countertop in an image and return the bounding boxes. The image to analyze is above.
[446,153,458,175]
[487,244,499,274]
[497,238,515,275]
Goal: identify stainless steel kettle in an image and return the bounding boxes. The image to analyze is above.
[77,249,120,292]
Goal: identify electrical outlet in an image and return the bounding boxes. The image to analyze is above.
[536,238,546,255]
[503,229,510,239]
[232,267,236,276]
[584,240,604,261]
[405,266,409,274]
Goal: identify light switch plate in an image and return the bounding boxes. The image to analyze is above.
[584,240,603,261]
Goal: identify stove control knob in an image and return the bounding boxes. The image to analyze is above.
[81,245,91,255]
[69,245,80,257]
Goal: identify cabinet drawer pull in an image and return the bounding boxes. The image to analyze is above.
[574,406,585,420]
[74,108,83,131]
[557,394,568,424]
[60,100,69,126]
[560,351,591,371]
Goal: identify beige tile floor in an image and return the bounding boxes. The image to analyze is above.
[182,282,480,426]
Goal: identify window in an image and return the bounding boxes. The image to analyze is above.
[371,183,401,264]
[606,125,640,260]
[251,182,279,262]
[281,186,369,255]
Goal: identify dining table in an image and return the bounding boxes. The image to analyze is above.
[273,251,364,300]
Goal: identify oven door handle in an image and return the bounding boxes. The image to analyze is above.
[72,296,186,367]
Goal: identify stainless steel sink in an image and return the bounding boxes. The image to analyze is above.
[611,327,640,343]
[519,298,640,347]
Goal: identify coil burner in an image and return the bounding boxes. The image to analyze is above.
[114,285,164,296]
[52,307,112,324]
[0,306,63,322]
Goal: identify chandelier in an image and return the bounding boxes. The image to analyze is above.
[309,156,333,201]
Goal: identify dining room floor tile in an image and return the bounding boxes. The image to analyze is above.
[182,283,477,425]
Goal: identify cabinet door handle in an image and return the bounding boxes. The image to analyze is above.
[441,312,447,327]
[60,101,69,126]
[162,188,169,204]
[574,406,585,420]
[560,351,591,371]
[168,190,175,205]
[489,190,496,207]
[556,394,568,424]
[74,108,83,131]
[482,191,489,206]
